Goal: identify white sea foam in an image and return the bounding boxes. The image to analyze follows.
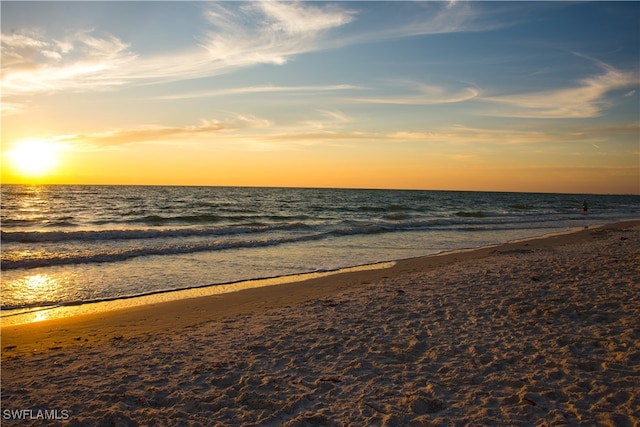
[1,185,638,311]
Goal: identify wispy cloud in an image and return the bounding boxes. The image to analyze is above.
[57,115,272,148]
[1,2,357,108]
[1,29,136,96]
[352,80,479,105]
[44,111,639,155]
[0,101,26,117]
[257,121,639,147]
[136,1,356,80]
[155,84,364,101]
[96,2,357,89]
[334,0,504,48]
[396,1,502,36]
[303,109,353,130]
[387,122,640,145]
[354,55,637,114]
[483,57,639,118]
[2,1,498,103]
[317,109,351,123]
[199,1,356,67]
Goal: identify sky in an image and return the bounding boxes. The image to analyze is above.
[1,1,639,194]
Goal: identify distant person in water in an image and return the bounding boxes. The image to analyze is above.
[582,199,589,214]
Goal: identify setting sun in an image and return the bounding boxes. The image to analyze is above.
[5,140,62,178]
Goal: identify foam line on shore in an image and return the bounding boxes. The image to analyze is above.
[3,219,638,347]
[0,261,396,326]
[1,222,616,325]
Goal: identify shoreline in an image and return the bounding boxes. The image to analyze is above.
[0,261,397,326]
[2,219,638,356]
[2,220,639,425]
[0,221,618,327]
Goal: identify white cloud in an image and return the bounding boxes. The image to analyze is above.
[352,81,479,105]
[317,109,351,123]
[1,32,49,50]
[2,1,493,104]
[0,101,26,117]
[155,84,364,101]
[1,29,136,96]
[303,109,353,130]
[198,2,356,68]
[387,123,640,145]
[483,61,639,118]
[258,1,355,36]
[56,114,272,148]
[1,1,358,113]
[335,1,504,48]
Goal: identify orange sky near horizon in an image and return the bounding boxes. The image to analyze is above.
[2,140,635,194]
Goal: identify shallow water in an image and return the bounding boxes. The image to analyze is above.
[2,185,638,314]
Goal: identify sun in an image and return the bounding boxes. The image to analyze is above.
[6,140,62,178]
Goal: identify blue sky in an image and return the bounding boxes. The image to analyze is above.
[1,1,639,193]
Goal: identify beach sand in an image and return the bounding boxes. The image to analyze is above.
[2,221,639,426]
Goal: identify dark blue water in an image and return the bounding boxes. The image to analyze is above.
[1,185,638,311]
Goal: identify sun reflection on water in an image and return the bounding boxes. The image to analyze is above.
[32,309,52,323]
[13,185,49,223]
[8,273,63,307]
[1,273,66,323]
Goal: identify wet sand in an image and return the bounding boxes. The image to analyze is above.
[2,221,639,426]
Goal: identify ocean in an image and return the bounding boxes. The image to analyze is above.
[1,185,638,322]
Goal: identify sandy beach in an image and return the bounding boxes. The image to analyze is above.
[2,221,639,426]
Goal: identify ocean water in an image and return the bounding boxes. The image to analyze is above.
[1,185,638,318]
